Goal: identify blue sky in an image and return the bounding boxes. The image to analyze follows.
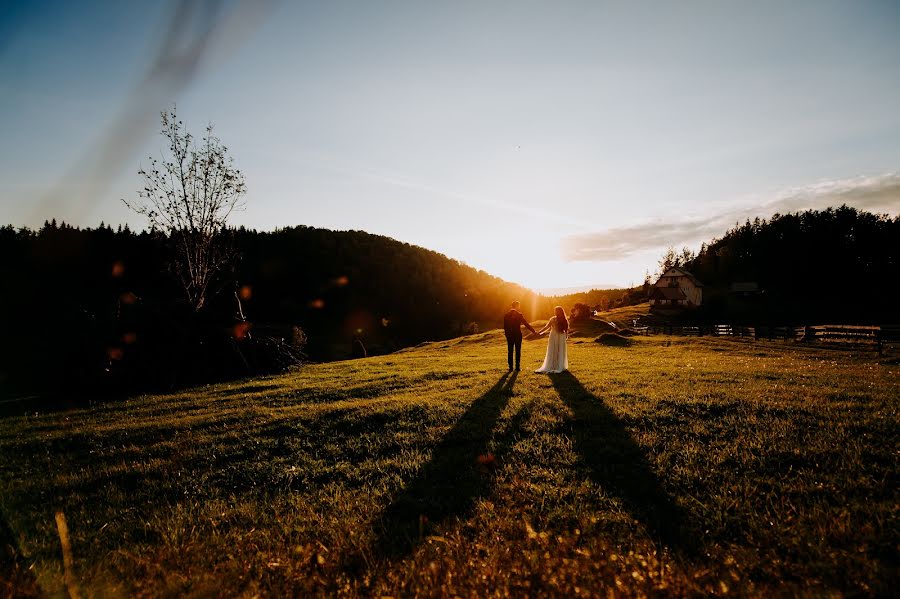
[2,0,899,290]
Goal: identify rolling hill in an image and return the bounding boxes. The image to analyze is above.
[1,322,896,596]
[0,223,646,397]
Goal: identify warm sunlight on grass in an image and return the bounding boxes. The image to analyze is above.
[1,330,897,596]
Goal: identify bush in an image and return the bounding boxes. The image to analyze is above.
[594,333,632,347]
[571,302,593,321]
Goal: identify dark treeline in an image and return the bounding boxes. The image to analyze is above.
[238,227,646,348]
[5,207,892,397]
[231,226,549,356]
[3,221,609,396]
[682,206,899,323]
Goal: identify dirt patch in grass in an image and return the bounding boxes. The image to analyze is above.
[595,333,633,347]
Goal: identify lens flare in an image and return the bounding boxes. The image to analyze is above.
[232,322,252,340]
[120,292,138,305]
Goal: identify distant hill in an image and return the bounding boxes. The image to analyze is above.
[682,205,899,323]
[1,222,644,395]
[538,283,625,296]
[0,218,659,396]
[231,225,550,358]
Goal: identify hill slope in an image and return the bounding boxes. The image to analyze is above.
[684,206,900,322]
[233,226,551,357]
[1,330,897,596]
[0,223,554,394]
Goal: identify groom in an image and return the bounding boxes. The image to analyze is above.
[503,300,537,371]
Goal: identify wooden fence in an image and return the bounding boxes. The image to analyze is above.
[632,323,900,355]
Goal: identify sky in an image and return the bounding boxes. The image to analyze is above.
[2,0,900,291]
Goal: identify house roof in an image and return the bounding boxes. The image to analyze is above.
[649,286,687,300]
[656,267,704,287]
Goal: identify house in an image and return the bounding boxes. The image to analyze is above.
[649,267,703,307]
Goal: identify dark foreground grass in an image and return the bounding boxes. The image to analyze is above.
[1,328,897,596]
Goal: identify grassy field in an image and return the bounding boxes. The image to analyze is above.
[1,315,898,597]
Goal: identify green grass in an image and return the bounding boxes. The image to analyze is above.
[594,302,653,329]
[1,328,897,596]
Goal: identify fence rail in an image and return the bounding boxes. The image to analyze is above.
[632,323,899,355]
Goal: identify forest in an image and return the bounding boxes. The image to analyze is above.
[3,205,894,398]
[679,206,899,323]
[0,222,639,397]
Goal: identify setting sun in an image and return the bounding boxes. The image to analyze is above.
[1,1,898,596]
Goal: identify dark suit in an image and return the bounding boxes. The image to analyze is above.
[503,309,536,370]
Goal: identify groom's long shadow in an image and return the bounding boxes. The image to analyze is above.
[549,371,696,555]
[373,371,517,557]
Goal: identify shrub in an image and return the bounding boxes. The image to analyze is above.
[595,333,632,346]
[571,302,593,321]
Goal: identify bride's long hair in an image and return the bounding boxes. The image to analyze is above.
[554,306,569,332]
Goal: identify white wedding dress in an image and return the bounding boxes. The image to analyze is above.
[535,317,568,373]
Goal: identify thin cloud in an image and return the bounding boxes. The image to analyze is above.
[562,172,900,262]
[249,146,588,229]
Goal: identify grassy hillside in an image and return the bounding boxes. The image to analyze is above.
[1,326,897,596]
[592,302,654,329]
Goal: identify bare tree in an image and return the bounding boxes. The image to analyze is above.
[125,108,246,311]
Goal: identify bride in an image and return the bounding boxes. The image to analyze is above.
[535,306,569,373]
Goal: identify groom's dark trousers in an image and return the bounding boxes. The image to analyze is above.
[503,308,535,370]
[506,335,522,370]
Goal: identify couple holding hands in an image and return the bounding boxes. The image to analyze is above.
[502,301,569,374]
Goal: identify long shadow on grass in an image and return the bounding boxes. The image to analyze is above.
[1,509,43,597]
[373,371,517,557]
[549,371,696,554]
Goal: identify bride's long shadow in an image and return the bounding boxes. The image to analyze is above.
[549,371,696,554]
[373,371,517,557]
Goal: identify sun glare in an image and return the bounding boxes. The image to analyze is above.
[458,236,561,291]
[446,228,635,296]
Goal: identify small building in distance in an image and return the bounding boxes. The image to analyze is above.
[649,267,703,307]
